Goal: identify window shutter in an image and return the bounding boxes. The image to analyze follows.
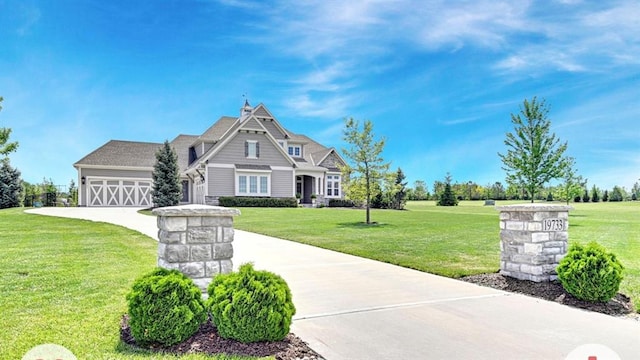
[245,141,248,157]
[256,142,260,158]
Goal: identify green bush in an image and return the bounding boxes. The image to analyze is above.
[556,242,624,303]
[218,196,298,207]
[207,263,296,343]
[126,268,207,347]
[328,199,356,207]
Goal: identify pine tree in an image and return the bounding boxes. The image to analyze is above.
[437,173,458,206]
[392,168,407,210]
[582,188,590,203]
[591,185,600,202]
[152,140,181,208]
[0,158,22,209]
[603,190,609,202]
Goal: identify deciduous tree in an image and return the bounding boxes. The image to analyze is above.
[0,97,18,156]
[342,118,389,224]
[498,97,568,202]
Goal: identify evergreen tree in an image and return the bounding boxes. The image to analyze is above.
[0,158,22,209]
[591,185,600,202]
[610,186,624,202]
[152,140,181,208]
[498,97,568,202]
[603,190,609,202]
[437,173,458,206]
[392,168,407,210]
[546,192,554,201]
[582,188,590,203]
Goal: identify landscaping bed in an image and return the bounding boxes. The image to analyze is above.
[461,273,636,317]
[120,315,324,360]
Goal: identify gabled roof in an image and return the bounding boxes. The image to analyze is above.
[196,116,237,142]
[74,140,162,168]
[170,134,199,172]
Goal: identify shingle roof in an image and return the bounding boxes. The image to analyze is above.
[197,116,237,142]
[170,134,199,172]
[74,140,162,168]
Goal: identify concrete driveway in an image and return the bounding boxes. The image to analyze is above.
[27,207,640,360]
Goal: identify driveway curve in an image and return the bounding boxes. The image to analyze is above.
[26,207,640,360]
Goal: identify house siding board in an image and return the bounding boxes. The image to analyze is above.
[240,117,263,130]
[260,119,286,139]
[81,168,152,179]
[208,167,234,196]
[271,169,294,197]
[210,132,291,167]
[254,107,271,118]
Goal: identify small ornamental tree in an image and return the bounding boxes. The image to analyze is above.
[0,158,22,209]
[341,118,390,224]
[152,140,181,208]
[498,97,568,202]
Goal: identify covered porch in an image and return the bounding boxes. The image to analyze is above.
[296,170,326,205]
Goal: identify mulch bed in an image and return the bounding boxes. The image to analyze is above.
[120,315,324,360]
[461,272,637,318]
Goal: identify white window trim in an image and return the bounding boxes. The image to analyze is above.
[288,144,302,157]
[246,140,258,159]
[235,170,271,196]
[325,173,341,198]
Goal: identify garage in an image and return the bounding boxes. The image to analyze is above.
[87,178,152,207]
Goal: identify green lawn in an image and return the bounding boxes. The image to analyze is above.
[233,201,640,310]
[0,208,265,360]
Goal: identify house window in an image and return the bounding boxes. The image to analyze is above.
[326,174,341,197]
[245,140,259,158]
[236,172,270,196]
[288,145,301,157]
[181,180,189,202]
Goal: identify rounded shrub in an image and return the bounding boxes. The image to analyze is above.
[126,268,207,347]
[207,263,296,343]
[556,242,624,303]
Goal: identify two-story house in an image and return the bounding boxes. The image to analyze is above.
[74,101,346,207]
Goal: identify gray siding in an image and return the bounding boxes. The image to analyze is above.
[259,119,286,139]
[80,168,152,179]
[208,166,234,197]
[271,169,294,197]
[210,132,291,167]
[240,117,263,130]
[254,107,271,118]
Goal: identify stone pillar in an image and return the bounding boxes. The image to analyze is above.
[152,204,241,292]
[496,204,572,282]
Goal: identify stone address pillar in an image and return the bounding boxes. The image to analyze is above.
[152,204,241,292]
[496,204,572,282]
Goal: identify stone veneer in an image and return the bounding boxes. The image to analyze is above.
[497,203,572,282]
[152,204,241,292]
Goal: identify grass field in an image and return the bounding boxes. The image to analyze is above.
[233,200,640,310]
[0,208,265,360]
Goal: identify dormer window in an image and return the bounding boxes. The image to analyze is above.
[288,145,301,157]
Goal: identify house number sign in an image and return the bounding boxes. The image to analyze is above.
[542,218,566,231]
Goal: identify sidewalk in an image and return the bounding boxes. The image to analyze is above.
[27,207,640,359]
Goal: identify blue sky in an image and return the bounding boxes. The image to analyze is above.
[1,0,638,192]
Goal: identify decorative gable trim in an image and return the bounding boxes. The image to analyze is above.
[253,103,290,139]
[317,148,347,169]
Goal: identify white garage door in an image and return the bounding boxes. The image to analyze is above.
[88,179,152,207]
